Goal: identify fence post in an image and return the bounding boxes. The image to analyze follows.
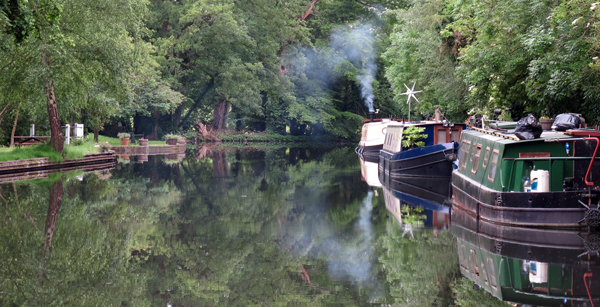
[30,124,35,137]
[64,124,70,145]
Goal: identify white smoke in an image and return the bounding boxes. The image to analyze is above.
[330,24,377,112]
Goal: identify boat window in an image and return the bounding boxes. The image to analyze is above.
[470,142,477,162]
[437,128,447,144]
[488,149,500,181]
[487,258,497,288]
[459,245,468,272]
[472,144,482,173]
[469,249,480,278]
[450,128,462,143]
[461,140,471,169]
[482,147,491,168]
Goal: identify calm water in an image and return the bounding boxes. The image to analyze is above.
[0,145,592,306]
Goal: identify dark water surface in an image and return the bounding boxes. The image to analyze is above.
[0,145,536,306]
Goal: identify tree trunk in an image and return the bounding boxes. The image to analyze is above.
[0,105,8,127]
[9,104,19,147]
[213,99,230,130]
[212,149,229,188]
[152,110,159,140]
[173,105,183,127]
[42,179,63,256]
[45,79,64,153]
[38,179,63,283]
[93,127,99,143]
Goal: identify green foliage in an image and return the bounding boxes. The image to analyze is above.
[401,126,427,148]
[117,132,130,138]
[378,226,460,306]
[452,277,509,307]
[162,133,182,140]
[210,132,339,143]
[383,0,468,121]
[400,204,426,226]
[444,0,600,121]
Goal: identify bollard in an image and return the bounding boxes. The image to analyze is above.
[30,124,35,137]
[65,124,70,145]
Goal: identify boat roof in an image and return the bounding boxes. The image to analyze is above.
[463,127,576,144]
[386,120,457,127]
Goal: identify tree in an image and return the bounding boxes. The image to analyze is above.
[149,0,311,131]
[383,0,468,121]
[0,0,150,151]
[444,0,600,121]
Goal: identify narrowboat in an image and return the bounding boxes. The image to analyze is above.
[452,125,600,228]
[357,116,397,163]
[379,121,464,178]
[452,208,600,306]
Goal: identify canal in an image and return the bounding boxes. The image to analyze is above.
[0,145,593,306]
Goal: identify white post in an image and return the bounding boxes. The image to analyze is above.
[65,124,70,145]
[30,124,35,136]
[74,123,84,139]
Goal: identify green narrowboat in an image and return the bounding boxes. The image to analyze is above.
[453,126,600,228]
[452,208,600,306]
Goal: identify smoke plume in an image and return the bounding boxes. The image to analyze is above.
[330,24,377,112]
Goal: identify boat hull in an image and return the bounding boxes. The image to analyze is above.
[356,144,382,163]
[379,142,458,178]
[452,170,598,228]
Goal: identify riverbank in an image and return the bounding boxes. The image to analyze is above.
[0,151,116,182]
[0,143,100,162]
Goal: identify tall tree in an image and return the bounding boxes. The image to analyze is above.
[0,0,150,151]
[149,0,311,131]
[383,0,468,121]
[444,0,600,121]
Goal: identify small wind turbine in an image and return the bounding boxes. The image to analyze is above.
[399,82,422,122]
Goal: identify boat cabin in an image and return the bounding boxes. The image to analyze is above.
[456,128,600,192]
[382,121,463,153]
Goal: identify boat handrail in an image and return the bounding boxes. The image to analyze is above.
[470,126,520,141]
[503,157,600,161]
[544,137,599,186]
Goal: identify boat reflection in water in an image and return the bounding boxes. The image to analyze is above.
[379,170,452,232]
[359,156,382,189]
[452,207,600,306]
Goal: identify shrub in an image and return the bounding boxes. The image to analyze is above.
[401,126,427,148]
[163,134,183,140]
[117,132,130,138]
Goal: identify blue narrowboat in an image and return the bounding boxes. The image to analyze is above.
[379,121,464,179]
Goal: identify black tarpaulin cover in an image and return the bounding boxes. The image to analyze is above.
[514,114,543,140]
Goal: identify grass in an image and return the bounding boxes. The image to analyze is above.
[208,132,345,143]
[0,135,178,163]
[0,139,101,163]
[98,135,166,146]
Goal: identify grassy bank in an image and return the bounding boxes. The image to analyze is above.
[0,141,101,163]
[205,132,349,143]
[0,135,177,163]
[98,135,165,146]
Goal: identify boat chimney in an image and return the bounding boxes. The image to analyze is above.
[369,111,374,122]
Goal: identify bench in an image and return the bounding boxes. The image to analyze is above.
[13,136,51,146]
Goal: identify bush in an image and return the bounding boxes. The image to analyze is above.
[163,134,183,140]
[71,138,84,146]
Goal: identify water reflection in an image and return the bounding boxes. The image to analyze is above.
[1,146,520,305]
[452,207,600,306]
[327,191,375,283]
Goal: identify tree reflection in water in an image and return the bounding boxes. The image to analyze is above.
[0,146,506,306]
